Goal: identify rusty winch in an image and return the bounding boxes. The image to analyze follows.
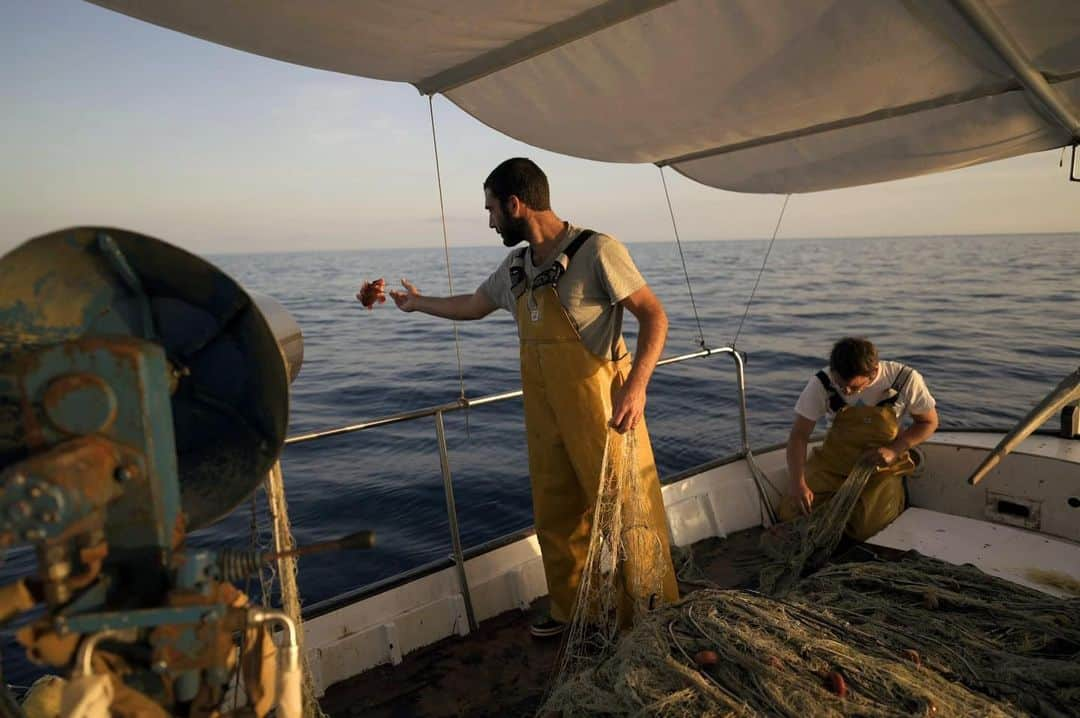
[0,227,337,717]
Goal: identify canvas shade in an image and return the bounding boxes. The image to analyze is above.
[88,0,1080,193]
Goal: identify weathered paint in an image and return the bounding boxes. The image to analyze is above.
[0,226,290,529]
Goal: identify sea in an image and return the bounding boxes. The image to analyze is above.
[2,233,1078,686]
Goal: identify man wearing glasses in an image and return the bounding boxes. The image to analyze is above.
[782,337,939,540]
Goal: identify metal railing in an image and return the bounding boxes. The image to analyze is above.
[282,346,766,631]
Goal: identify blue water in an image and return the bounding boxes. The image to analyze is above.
[2,233,1078,686]
[206,233,1079,604]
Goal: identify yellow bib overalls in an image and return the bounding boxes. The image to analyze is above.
[514,243,679,624]
[782,370,915,541]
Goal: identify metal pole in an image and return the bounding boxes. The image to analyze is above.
[434,411,478,632]
[265,461,323,716]
[287,349,726,446]
[950,0,1080,140]
[730,350,751,455]
[726,349,777,524]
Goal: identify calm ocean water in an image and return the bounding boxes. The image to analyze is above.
[2,233,1078,685]
[208,233,1079,604]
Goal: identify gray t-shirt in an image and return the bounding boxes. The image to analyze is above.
[477,224,647,359]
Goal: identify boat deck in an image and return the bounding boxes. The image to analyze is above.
[318,501,1080,717]
[319,527,771,718]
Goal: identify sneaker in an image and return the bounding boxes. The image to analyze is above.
[529,615,566,638]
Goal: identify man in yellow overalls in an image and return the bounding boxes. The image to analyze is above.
[782,337,939,541]
[380,158,679,637]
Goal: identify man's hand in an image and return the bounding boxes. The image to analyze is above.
[356,278,387,309]
[388,279,422,313]
[861,445,900,468]
[788,479,814,516]
[610,380,646,434]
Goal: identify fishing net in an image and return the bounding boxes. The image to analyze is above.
[264,461,327,718]
[758,460,876,596]
[542,553,1080,717]
[549,429,671,692]
[541,460,1080,716]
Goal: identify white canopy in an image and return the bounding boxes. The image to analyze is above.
[89,0,1080,193]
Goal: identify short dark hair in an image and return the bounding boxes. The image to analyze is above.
[483,158,551,211]
[829,337,878,380]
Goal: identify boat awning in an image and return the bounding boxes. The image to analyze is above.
[87,0,1080,193]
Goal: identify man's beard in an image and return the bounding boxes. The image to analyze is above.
[500,216,530,247]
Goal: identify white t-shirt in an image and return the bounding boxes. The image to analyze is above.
[794,360,936,424]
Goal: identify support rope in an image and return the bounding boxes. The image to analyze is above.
[658,167,707,349]
[731,193,790,349]
[266,462,326,717]
[428,96,468,407]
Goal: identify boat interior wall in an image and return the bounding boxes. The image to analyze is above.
[87,0,1080,193]
[869,507,1080,598]
[912,435,1080,543]
[301,535,548,696]
[661,449,784,546]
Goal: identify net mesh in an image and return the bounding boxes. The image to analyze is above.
[540,461,1080,716]
[265,461,327,718]
[547,428,671,702]
[759,460,876,596]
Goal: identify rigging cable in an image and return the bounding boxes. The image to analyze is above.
[731,193,791,349]
[658,167,777,525]
[658,166,708,349]
[733,193,791,526]
[428,96,469,413]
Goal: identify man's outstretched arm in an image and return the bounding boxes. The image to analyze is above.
[610,284,667,433]
[389,279,497,320]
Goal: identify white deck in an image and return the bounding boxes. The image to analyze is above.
[869,507,1080,598]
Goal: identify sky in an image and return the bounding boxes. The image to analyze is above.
[3,1,1079,255]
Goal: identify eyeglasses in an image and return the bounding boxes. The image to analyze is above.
[832,367,877,395]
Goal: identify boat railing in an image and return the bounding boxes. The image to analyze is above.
[282,346,759,631]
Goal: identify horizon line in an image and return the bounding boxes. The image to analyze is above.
[206,229,1080,256]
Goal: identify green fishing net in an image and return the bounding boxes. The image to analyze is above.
[543,462,1080,717]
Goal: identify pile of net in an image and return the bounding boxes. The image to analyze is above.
[542,554,1080,716]
[758,460,876,596]
[552,428,671,685]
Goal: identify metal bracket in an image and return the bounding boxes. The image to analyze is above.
[1070,143,1079,183]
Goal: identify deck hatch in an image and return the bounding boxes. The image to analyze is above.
[985,491,1041,530]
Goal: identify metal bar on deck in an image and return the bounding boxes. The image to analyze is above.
[434,411,478,632]
[286,400,466,444]
[655,346,752,454]
[275,345,789,629]
[730,350,750,454]
[282,346,778,558]
[286,348,731,445]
